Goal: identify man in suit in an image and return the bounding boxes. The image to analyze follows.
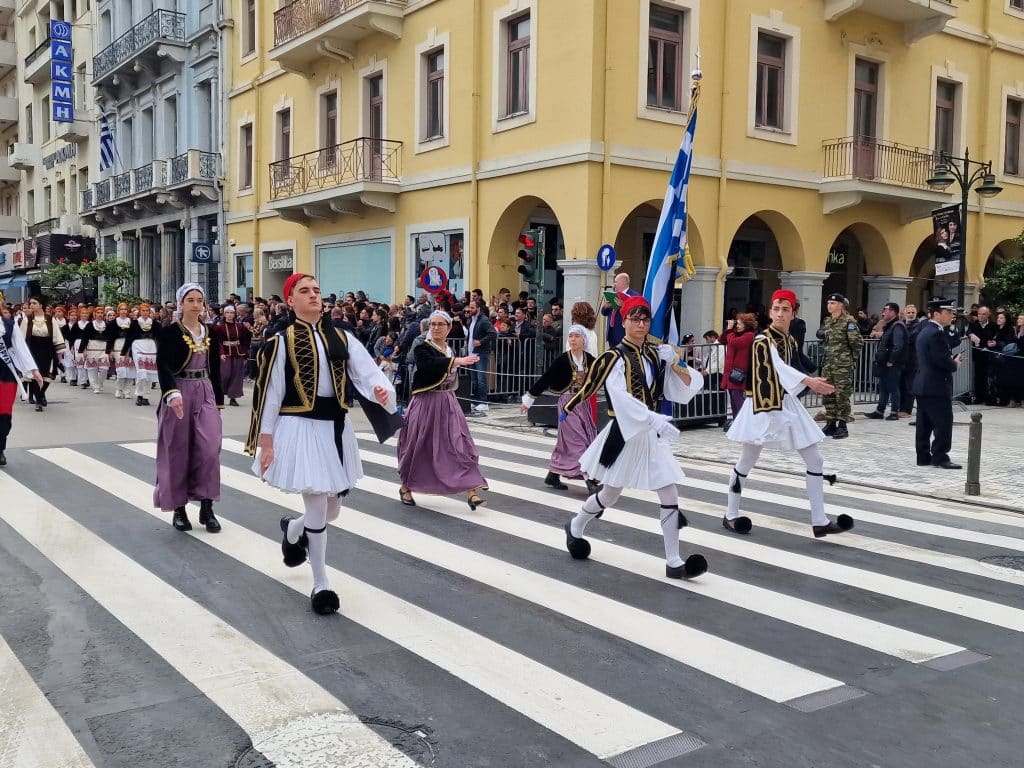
[465,299,496,413]
[912,298,962,470]
[600,272,639,348]
[967,305,997,405]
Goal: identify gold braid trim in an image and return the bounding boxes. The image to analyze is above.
[411,350,456,395]
[750,326,797,414]
[564,349,618,415]
[245,335,281,456]
[618,339,661,409]
[325,324,349,404]
[283,323,316,411]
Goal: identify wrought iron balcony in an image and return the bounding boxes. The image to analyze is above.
[24,37,51,84]
[267,137,401,221]
[94,179,111,206]
[93,10,187,85]
[820,136,949,220]
[271,0,405,74]
[167,150,221,186]
[27,218,60,238]
[823,0,956,44]
[81,188,93,212]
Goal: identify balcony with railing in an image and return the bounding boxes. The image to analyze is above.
[267,137,401,221]
[270,0,406,74]
[0,39,15,75]
[820,137,950,220]
[93,10,187,87]
[823,0,956,43]
[24,37,51,84]
[28,218,60,238]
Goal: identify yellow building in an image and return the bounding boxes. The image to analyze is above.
[225,0,1024,335]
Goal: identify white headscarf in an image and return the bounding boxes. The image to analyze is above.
[429,309,452,325]
[567,324,588,337]
[175,283,205,320]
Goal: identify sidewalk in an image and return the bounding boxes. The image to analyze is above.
[475,401,1024,514]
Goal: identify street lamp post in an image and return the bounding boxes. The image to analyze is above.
[926,148,1003,327]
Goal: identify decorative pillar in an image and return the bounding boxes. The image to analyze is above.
[139,235,155,301]
[779,271,830,339]
[160,229,176,303]
[863,276,913,315]
[678,266,722,338]
[558,258,606,348]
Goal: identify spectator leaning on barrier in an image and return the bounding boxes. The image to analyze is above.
[899,304,921,417]
[967,305,997,405]
[817,293,862,440]
[866,302,909,421]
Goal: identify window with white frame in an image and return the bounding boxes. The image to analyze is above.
[505,14,530,117]
[1006,98,1022,176]
[242,0,256,56]
[320,90,339,169]
[424,48,445,139]
[755,32,785,129]
[935,80,957,155]
[238,123,253,190]
[1011,0,1024,11]
[647,4,684,111]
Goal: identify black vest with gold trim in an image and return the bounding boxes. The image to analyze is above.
[750,325,798,414]
[564,338,664,417]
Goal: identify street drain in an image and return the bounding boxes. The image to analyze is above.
[979,555,1024,571]
[236,713,436,767]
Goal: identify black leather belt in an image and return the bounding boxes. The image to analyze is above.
[179,370,207,380]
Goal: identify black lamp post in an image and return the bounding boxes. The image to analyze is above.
[926,148,1003,326]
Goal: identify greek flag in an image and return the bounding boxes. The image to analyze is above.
[99,114,115,172]
[643,106,697,345]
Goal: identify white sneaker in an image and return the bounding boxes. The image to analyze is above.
[475,403,488,412]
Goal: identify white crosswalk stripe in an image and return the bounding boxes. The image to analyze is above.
[0,430,1021,767]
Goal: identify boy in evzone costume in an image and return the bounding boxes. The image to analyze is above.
[722,289,854,537]
[0,312,44,466]
[246,273,398,615]
[562,296,709,580]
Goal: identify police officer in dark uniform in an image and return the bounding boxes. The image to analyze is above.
[912,298,962,469]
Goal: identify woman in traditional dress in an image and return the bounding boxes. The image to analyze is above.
[72,308,92,388]
[78,306,109,393]
[397,310,488,510]
[566,302,599,357]
[62,308,80,386]
[247,273,396,615]
[211,304,252,406]
[522,324,599,492]
[154,283,224,534]
[124,303,158,406]
[21,297,66,412]
[107,302,135,399]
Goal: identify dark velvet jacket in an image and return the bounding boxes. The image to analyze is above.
[156,322,224,406]
[410,341,458,395]
[527,350,595,398]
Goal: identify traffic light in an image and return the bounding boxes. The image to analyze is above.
[517,229,541,285]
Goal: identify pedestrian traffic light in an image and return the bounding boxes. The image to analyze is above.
[517,230,541,284]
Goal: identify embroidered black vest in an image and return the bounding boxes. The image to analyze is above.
[750,325,798,414]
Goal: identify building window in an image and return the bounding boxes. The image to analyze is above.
[242,0,256,56]
[41,96,50,142]
[506,13,530,117]
[43,186,51,219]
[1012,0,1024,11]
[320,90,338,169]
[277,108,291,161]
[239,123,253,190]
[935,80,957,155]
[1006,99,1022,176]
[24,104,33,143]
[425,49,444,139]
[647,4,683,111]
[755,33,785,129]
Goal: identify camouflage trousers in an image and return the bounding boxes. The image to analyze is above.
[822,364,854,421]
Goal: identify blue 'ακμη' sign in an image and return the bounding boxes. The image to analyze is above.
[52,61,72,82]
[51,39,72,62]
[50,20,72,41]
[52,102,74,122]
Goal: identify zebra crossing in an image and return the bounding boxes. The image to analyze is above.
[0,425,1022,767]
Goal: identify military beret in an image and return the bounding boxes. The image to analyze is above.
[825,293,848,304]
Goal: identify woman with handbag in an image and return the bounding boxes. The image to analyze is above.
[721,312,757,427]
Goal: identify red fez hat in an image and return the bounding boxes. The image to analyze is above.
[771,289,799,308]
[620,295,651,317]
[282,273,309,298]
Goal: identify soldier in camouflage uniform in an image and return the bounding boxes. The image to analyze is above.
[816,293,863,439]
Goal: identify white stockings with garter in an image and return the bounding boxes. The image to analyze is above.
[726,443,828,526]
[287,493,342,593]
[571,484,686,567]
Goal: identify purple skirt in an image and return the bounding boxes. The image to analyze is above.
[549,390,598,478]
[153,378,222,509]
[397,389,486,494]
[220,357,245,398]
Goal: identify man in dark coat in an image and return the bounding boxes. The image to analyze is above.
[866,302,909,420]
[912,298,962,469]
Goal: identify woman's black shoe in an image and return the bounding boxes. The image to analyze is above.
[198,500,222,533]
[34,404,43,412]
[172,507,192,531]
[229,398,239,406]
[544,471,568,490]
[136,396,145,406]
[0,451,7,466]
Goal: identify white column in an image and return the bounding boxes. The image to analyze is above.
[779,271,830,339]
[160,229,176,302]
[864,276,913,314]
[558,258,606,348]
[139,235,155,301]
[678,266,722,337]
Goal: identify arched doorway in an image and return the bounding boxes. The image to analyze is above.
[485,196,565,306]
[611,201,706,294]
[724,215,783,322]
[981,240,1020,307]
[822,229,867,311]
[907,233,956,310]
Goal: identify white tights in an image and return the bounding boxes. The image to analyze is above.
[571,484,688,567]
[287,494,342,593]
[726,443,828,526]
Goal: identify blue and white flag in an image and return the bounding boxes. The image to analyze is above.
[643,106,697,344]
[99,113,116,172]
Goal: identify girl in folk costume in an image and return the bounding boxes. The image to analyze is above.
[0,308,44,467]
[78,306,110,393]
[62,308,81,385]
[21,297,66,412]
[247,274,397,615]
[723,290,854,537]
[124,303,158,406]
[51,305,68,382]
[396,310,488,510]
[107,303,135,399]
[155,283,224,534]
[72,308,92,388]
[562,296,708,580]
[521,324,600,493]
[211,304,251,406]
